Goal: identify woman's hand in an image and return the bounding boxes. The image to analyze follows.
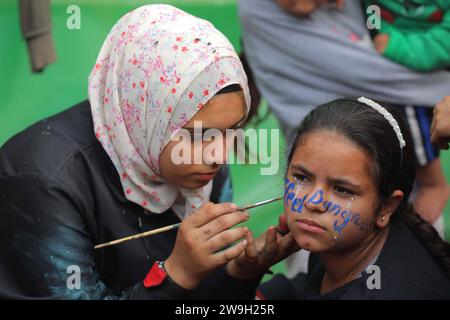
[164,202,249,289]
[226,214,300,280]
[276,0,345,17]
[431,96,450,150]
[374,34,390,54]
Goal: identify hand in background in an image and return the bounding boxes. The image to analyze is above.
[431,96,450,150]
[374,33,390,53]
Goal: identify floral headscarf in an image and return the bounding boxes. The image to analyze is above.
[88,4,250,219]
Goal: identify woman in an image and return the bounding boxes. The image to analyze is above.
[229,97,450,299]
[0,4,266,299]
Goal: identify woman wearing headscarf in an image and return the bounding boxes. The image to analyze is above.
[0,4,265,299]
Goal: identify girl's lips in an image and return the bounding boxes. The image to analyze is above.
[195,172,218,181]
[297,219,327,234]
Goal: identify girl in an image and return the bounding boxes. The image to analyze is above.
[228,97,450,299]
[0,4,261,299]
[239,0,450,277]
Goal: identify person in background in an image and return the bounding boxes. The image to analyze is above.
[367,0,450,72]
[363,0,450,231]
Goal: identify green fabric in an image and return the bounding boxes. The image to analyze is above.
[365,0,450,71]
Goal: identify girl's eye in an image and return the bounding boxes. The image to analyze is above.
[188,130,224,144]
[187,131,205,143]
[292,174,310,184]
[333,186,355,198]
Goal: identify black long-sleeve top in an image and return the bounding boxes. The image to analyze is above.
[0,100,260,299]
[258,217,450,300]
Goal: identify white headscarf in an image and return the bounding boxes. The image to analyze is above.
[88,4,250,219]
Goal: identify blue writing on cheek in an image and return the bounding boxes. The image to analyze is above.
[284,183,295,207]
[351,213,362,226]
[284,178,290,188]
[329,204,341,216]
[307,190,323,205]
[291,197,301,212]
[322,200,332,211]
[294,194,308,214]
[333,210,352,234]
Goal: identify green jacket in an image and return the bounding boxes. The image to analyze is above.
[365,0,450,71]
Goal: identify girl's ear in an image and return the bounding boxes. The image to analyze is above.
[376,190,404,228]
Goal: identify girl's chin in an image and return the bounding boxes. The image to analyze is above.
[293,233,332,253]
[179,177,210,189]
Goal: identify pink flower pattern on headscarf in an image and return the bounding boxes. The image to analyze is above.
[88,4,250,219]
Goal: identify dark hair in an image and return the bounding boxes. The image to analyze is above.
[239,51,271,127]
[215,83,258,163]
[215,84,242,95]
[287,98,450,277]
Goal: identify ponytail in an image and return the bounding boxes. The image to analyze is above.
[399,205,450,278]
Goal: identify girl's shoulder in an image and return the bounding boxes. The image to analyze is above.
[350,219,450,299]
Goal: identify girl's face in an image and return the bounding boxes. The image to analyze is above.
[284,130,382,252]
[159,91,246,189]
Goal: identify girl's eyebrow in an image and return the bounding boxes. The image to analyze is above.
[184,128,208,133]
[328,178,362,191]
[291,164,314,177]
[291,163,362,190]
[184,115,246,131]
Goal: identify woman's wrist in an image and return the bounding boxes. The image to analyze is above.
[226,259,266,280]
[164,256,202,290]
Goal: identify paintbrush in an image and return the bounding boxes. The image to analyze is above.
[94,196,283,250]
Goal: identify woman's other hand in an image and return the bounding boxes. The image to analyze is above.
[226,214,300,280]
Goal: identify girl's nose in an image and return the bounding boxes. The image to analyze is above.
[304,188,327,213]
[203,134,229,165]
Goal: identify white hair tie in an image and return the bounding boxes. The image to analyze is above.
[357,97,406,149]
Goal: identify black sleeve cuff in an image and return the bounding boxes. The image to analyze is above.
[258,273,306,300]
[192,266,264,300]
[129,278,196,300]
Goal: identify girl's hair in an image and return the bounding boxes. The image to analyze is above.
[287,98,450,277]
